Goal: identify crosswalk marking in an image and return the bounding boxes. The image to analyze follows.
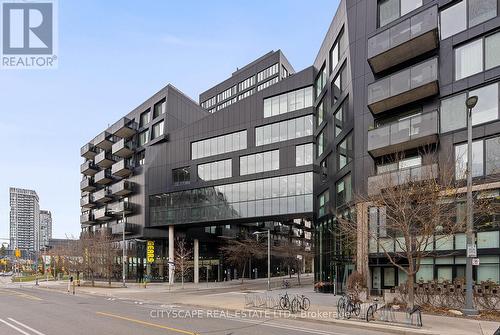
[0,318,31,335]
[8,318,47,335]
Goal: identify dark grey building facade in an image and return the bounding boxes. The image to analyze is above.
[80,0,500,288]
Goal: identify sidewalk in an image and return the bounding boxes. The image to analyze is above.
[18,278,500,335]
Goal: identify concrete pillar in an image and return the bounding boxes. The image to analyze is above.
[194,239,199,284]
[168,225,174,285]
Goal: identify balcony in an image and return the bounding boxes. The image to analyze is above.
[93,188,113,203]
[112,138,135,158]
[80,177,96,192]
[368,111,439,157]
[95,169,113,185]
[80,211,94,225]
[367,163,438,195]
[80,194,95,208]
[93,131,114,151]
[111,117,137,139]
[110,180,134,196]
[367,57,438,114]
[109,201,134,216]
[111,159,133,178]
[80,161,98,176]
[94,206,111,221]
[111,222,137,235]
[81,143,97,160]
[368,6,438,73]
[95,151,115,169]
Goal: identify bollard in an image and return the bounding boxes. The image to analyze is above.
[72,281,75,295]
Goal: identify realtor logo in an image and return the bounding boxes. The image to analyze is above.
[1,0,58,69]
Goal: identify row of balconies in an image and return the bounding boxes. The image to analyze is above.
[80,180,134,206]
[80,202,134,224]
[80,117,137,159]
[81,158,133,180]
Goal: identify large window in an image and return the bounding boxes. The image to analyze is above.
[376,155,421,174]
[332,63,347,105]
[138,129,149,146]
[440,82,499,132]
[334,100,346,137]
[240,150,279,175]
[317,98,325,126]
[151,121,164,140]
[317,130,326,157]
[455,31,500,80]
[318,189,329,217]
[329,28,345,74]
[149,172,314,225]
[239,76,255,91]
[191,130,247,160]
[337,133,353,170]
[378,0,422,27]
[153,99,166,119]
[455,136,500,179]
[296,143,313,166]
[315,64,327,98]
[263,86,313,118]
[198,159,232,181]
[172,167,190,185]
[139,109,151,127]
[257,63,279,82]
[336,174,352,207]
[255,115,313,146]
[441,0,497,40]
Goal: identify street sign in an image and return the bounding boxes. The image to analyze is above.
[146,240,155,263]
[467,244,477,258]
[472,258,480,266]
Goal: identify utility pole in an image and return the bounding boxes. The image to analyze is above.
[254,230,271,291]
[464,95,478,316]
[122,211,126,288]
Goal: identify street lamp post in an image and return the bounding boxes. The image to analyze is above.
[254,230,271,291]
[464,95,478,316]
[122,211,126,288]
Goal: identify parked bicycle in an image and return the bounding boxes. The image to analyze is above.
[279,291,291,310]
[290,294,310,313]
[365,299,379,322]
[337,294,361,319]
[281,279,290,289]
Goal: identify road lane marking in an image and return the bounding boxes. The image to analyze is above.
[0,289,42,301]
[96,311,199,335]
[0,319,31,335]
[8,318,47,335]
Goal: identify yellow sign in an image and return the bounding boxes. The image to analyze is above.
[147,241,155,263]
[15,249,21,258]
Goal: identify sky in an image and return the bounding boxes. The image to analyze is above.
[0,0,339,242]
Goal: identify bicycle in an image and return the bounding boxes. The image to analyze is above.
[281,279,290,289]
[365,299,379,322]
[290,294,311,313]
[338,294,361,319]
[279,291,291,310]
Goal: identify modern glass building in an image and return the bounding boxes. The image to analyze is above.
[80,0,500,289]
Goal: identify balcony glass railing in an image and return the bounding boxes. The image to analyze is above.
[367,58,438,113]
[368,111,439,155]
[111,159,132,176]
[367,163,438,195]
[80,143,97,157]
[111,180,133,195]
[95,169,112,183]
[93,188,112,202]
[94,207,110,219]
[80,161,98,174]
[368,6,438,59]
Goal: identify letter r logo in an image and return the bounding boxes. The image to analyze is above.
[2,2,53,54]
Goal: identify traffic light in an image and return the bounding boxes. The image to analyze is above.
[15,249,21,258]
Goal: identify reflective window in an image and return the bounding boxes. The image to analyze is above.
[257,77,279,91]
[329,28,345,73]
[486,31,500,70]
[337,133,353,170]
[334,101,345,137]
[486,137,500,175]
[172,167,190,185]
[191,130,247,160]
[315,64,327,98]
[318,189,329,217]
[151,121,164,140]
[198,159,232,181]
[257,63,279,82]
[455,140,484,179]
[263,86,313,118]
[296,143,313,166]
[469,0,497,27]
[138,129,149,146]
[139,109,151,127]
[201,96,217,110]
[378,0,422,27]
[153,99,166,119]
[440,82,498,132]
[440,1,467,40]
[255,115,313,146]
[336,174,352,207]
[240,150,279,175]
[456,39,483,80]
[238,76,255,91]
[376,155,421,174]
[217,85,237,103]
[149,172,314,225]
[317,130,326,157]
[317,98,325,126]
[332,63,347,105]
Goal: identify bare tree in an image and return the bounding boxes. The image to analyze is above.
[274,237,312,286]
[220,236,265,283]
[174,237,193,289]
[337,152,497,308]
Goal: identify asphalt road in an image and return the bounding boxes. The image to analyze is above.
[0,286,387,335]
